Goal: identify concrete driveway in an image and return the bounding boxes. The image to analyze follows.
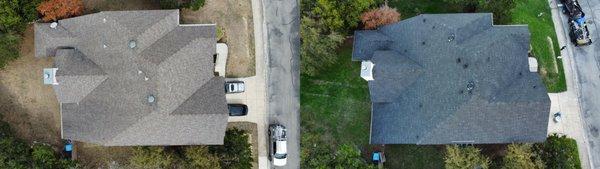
[225,0,270,168]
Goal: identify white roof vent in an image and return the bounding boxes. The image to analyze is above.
[50,22,58,29]
[528,57,538,72]
[43,68,58,85]
[128,40,137,49]
[147,95,156,103]
[360,60,375,81]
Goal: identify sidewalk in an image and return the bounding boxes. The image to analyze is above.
[547,0,593,168]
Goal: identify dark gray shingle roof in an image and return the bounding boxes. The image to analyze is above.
[36,10,226,146]
[353,13,550,145]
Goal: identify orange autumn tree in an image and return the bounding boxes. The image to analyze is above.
[37,0,84,22]
[360,5,401,30]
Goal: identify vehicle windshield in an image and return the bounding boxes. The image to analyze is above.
[274,153,287,159]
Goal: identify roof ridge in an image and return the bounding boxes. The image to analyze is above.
[135,11,180,53]
[154,34,204,66]
[169,76,224,115]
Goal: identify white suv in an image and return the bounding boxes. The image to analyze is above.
[269,124,287,167]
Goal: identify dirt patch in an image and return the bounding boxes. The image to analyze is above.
[181,0,256,77]
[228,122,259,169]
[82,0,160,13]
[0,25,61,147]
[75,142,134,168]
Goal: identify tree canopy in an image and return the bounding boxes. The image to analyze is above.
[502,144,544,169]
[37,0,84,22]
[360,5,401,30]
[444,145,490,169]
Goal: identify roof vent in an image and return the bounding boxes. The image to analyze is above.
[147,95,156,103]
[102,18,107,23]
[360,61,375,81]
[466,81,475,92]
[128,40,137,49]
[448,34,455,42]
[50,22,58,29]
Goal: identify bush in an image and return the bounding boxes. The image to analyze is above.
[32,144,76,169]
[159,0,181,9]
[360,5,401,30]
[0,33,21,69]
[37,0,84,22]
[188,0,206,11]
[444,145,490,169]
[159,0,205,11]
[535,134,581,169]
[210,128,253,169]
[0,0,42,33]
[129,147,175,169]
[0,137,31,169]
[184,146,220,169]
[300,17,344,76]
[303,0,376,33]
[502,144,544,169]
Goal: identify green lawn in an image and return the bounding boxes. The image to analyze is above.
[387,0,566,92]
[511,0,566,92]
[384,145,445,169]
[300,44,371,147]
[300,44,446,168]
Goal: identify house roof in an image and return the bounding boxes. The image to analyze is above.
[353,13,550,145]
[35,10,227,146]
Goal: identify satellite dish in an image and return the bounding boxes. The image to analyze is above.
[50,22,58,29]
[128,40,137,49]
[44,73,50,79]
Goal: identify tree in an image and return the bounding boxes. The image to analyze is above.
[188,0,206,11]
[502,144,544,169]
[443,0,483,12]
[300,17,344,76]
[334,144,375,169]
[31,144,76,169]
[184,146,220,169]
[535,134,581,169]
[210,128,253,169]
[128,147,175,169]
[0,0,23,33]
[0,33,21,69]
[308,0,376,33]
[0,137,31,169]
[444,145,490,169]
[480,0,516,24]
[360,5,401,30]
[37,0,84,22]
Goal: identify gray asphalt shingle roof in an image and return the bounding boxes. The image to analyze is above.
[35,10,227,146]
[353,13,551,145]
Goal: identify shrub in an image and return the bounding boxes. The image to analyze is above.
[300,17,344,76]
[444,145,490,169]
[188,0,206,11]
[210,128,253,169]
[502,144,544,169]
[304,0,376,33]
[0,33,21,69]
[37,0,84,22]
[128,147,175,169]
[184,146,220,169]
[32,144,76,169]
[360,5,401,30]
[535,134,581,169]
[0,0,23,33]
[159,0,181,9]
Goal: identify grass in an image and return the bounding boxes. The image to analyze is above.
[511,0,566,92]
[387,0,566,92]
[300,43,447,168]
[384,145,445,169]
[300,44,372,147]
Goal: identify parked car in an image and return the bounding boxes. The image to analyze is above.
[225,81,245,93]
[227,104,248,116]
[269,124,287,167]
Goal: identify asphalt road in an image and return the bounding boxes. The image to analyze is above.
[263,0,300,168]
[561,0,600,167]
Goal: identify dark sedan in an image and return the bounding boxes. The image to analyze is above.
[228,104,248,116]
